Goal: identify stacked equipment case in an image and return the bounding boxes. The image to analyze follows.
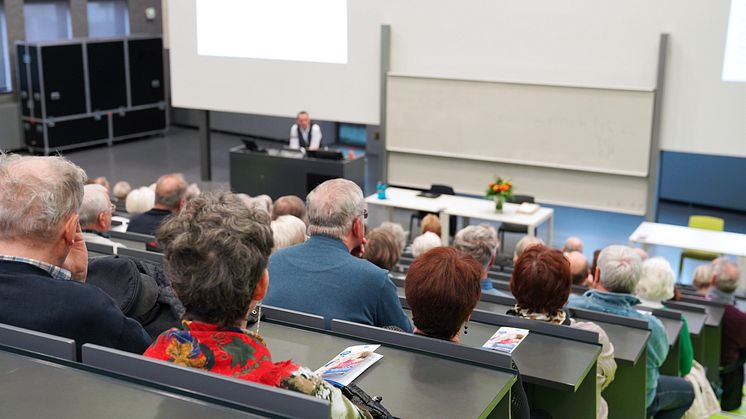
[16,36,167,155]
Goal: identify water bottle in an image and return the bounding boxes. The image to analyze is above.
[377,182,388,199]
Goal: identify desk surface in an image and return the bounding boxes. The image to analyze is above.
[586,320,650,366]
[629,221,746,257]
[402,309,598,392]
[0,350,259,419]
[440,194,554,227]
[671,308,706,336]
[365,187,553,227]
[704,306,725,327]
[655,315,682,348]
[261,322,514,418]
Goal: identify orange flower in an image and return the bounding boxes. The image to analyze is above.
[492,185,499,192]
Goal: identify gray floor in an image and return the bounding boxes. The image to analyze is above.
[63,126,243,190]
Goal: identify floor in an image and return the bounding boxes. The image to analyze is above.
[61,126,745,282]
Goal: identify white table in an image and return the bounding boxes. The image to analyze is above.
[628,221,746,286]
[365,187,554,245]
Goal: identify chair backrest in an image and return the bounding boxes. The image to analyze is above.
[117,247,164,264]
[81,344,330,418]
[429,184,455,195]
[0,322,76,361]
[508,194,535,204]
[688,215,724,232]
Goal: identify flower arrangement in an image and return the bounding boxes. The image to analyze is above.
[485,178,513,212]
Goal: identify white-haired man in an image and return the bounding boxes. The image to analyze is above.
[567,245,693,418]
[264,179,411,331]
[0,154,150,353]
[706,258,746,410]
[127,173,188,235]
[513,235,544,264]
[80,184,125,249]
[454,224,508,297]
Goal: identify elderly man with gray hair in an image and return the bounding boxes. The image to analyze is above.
[568,245,693,418]
[79,184,126,249]
[513,235,544,264]
[127,173,188,235]
[454,224,508,297]
[264,179,412,331]
[706,257,746,410]
[0,154,150,353]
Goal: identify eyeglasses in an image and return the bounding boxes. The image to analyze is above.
[109,203,116,213]
[361,208,368,220]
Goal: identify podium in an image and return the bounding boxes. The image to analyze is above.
[229,146,366,199]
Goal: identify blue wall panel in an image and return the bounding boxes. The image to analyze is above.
[659,151,746,212]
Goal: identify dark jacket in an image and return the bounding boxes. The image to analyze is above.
[264,235,412,331]
[0,261,152,353]
[127,208,172,236]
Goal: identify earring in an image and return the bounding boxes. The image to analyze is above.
[254,304,262,335]
[463,322,468,335]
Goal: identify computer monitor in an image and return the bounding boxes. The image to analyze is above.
[241,138,264,152]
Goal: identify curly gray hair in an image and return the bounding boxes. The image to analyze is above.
[156,191,274,328]
[597,245,642,294]
[453,224,498,269]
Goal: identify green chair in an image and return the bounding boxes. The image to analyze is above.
[678,215,725,276]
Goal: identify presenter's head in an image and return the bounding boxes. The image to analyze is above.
[296,111,311,130]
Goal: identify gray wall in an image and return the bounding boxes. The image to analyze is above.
[0,0,163,150]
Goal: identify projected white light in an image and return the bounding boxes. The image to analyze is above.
[196,0,348,64]
[723,0,746,82]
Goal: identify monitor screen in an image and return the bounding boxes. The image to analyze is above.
[338,123,367,147]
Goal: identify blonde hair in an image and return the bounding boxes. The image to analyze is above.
[126,187,155,215]
[420,214,442,237]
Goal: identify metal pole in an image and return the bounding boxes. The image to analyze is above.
[198,109,212,181]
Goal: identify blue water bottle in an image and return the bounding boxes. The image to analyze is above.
[377,182,388,199]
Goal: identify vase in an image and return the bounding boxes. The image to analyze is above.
[494,196,504,212]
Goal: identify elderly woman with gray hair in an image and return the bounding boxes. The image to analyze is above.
[635,257,694,377]
[143,191,369,418]
[453,224,507,297]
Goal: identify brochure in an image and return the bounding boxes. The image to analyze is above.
[482,327,530,354]
[315,344,383,386]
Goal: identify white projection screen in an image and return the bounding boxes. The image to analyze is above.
[723,0,746,82]
[167,0,384,124]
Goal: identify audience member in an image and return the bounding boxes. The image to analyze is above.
[364,228,401,271]
[453,224,507,297]
[513,235,544,264]
[567,245,694,418]
[89,176,111,192]
[420,213,442,237]
[633,247,650,261]
[692,264,712,295]
[79,184,125,249]
[272,195,307,223]
[264,179,411,331]
[405,246,530,419]
[0,154,150,353]
[379,221,408,252]
[636,257,694,377]
[562,236,584,253]
[125,186,155,215]
[185,183,201,200]
[270,215,307,252]
[508,246,616,419]
[567,251,592,286]
[112,181,132,201]
[145,191,367,418]
[128,173,188,235]
[411,232,441,258]
[238,193,273,216]
[706,258,746,411]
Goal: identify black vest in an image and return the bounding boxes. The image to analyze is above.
[297,123,313,148]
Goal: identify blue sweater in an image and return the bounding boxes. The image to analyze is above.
[568,290,669,408]
[265,235,412,332]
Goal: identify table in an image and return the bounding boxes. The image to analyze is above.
[628,221,746,285]
[261,321,515,418]
[402,308,599,418]
[0,349,260,418]
[366,187,554,245]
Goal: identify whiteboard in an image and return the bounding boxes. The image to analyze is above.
[386,75,655,176]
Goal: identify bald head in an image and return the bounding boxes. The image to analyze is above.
[272,195,307,223]
[154,173,188,212]
[711,258,740,294]
[567,251,591,286]
[563,236,584,253]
